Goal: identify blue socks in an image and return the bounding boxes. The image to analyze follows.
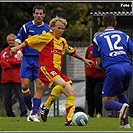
[24,95,41,115]
[104,94,129,111]
[104,100,122,111]
[32,98,41,115]
[24,94,32,110]
[104,98,129,125]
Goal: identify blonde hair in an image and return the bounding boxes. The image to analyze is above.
[7,33,16,40]
[49,16,67,27]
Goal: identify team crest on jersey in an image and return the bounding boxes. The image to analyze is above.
[42,30,47,34]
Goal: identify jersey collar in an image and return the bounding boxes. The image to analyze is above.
[32,20,44,27]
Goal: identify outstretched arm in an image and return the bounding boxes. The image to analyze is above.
[72,52,94,67]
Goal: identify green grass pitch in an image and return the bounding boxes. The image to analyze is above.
[0,116,132,132]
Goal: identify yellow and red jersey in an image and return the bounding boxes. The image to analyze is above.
[24,30,76,70]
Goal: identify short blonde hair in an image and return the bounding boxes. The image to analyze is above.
[49,16,67,27]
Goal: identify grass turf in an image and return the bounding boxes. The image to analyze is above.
[0,116,132,132]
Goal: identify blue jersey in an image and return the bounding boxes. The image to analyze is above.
[93,29,133,97]
[15,20,50,56]
[93,29,133,69]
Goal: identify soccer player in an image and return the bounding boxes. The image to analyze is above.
[93,13,133,128]
[15,5,50,122]
[10,16,94,126]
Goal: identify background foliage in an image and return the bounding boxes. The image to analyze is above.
[0,2,132,50]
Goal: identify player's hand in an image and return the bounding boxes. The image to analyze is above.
[83,58,94,67]
[10,47,18,55]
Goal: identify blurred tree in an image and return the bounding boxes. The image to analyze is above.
[0,2,132,49]
[1,2,35,49]
[0,2,93,48]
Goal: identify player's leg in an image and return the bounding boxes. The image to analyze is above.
[20,56,33,121]
[62,84,75,126]
[102,65,131,128]
[21,78,33,121]
[21,78,32,110]
[103,90,130,128]
[102,64,126,111]
[41,85,64,122]
[44,85,63,109]
[118,69,132,128]
[39,66,75,124]
[52,73,75,126]
[29,58,44,122]
[43,76,75,125]
[38,67,64,122]
[103,96,130,128]
[117,93,129,126]
[30,78,44,122]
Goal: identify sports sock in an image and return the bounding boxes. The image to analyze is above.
[104,100,122,111]
[24,94,32,110]
[32,98,41,115]
[124,114,129,125]
[104,100,129,124]
[65,96,75,122]
[44,85,64,109]
[117,94,129,125]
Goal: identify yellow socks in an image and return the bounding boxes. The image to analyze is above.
[44,85,75,122]
[65,96,75,122]
[44,85,64,109]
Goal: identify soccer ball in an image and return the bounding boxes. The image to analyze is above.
[72,111,88,126]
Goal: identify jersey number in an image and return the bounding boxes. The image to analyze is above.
[104,34,123,51]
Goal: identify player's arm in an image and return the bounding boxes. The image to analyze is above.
[11,33,50,54]
[66,45,94,67]
[11,33,41,54]
[72,52,94,67]
[14,41,20,46]
[10,42,27,55]
[13,25,26,58]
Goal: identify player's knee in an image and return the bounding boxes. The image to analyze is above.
[59,82,66,89]
[36,79,44,89]
[72,90,76,96]
[36,83,44,90]
[68,90,76,97]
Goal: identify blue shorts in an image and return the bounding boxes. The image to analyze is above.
[102,62,132,97]
[20,56,39,81]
